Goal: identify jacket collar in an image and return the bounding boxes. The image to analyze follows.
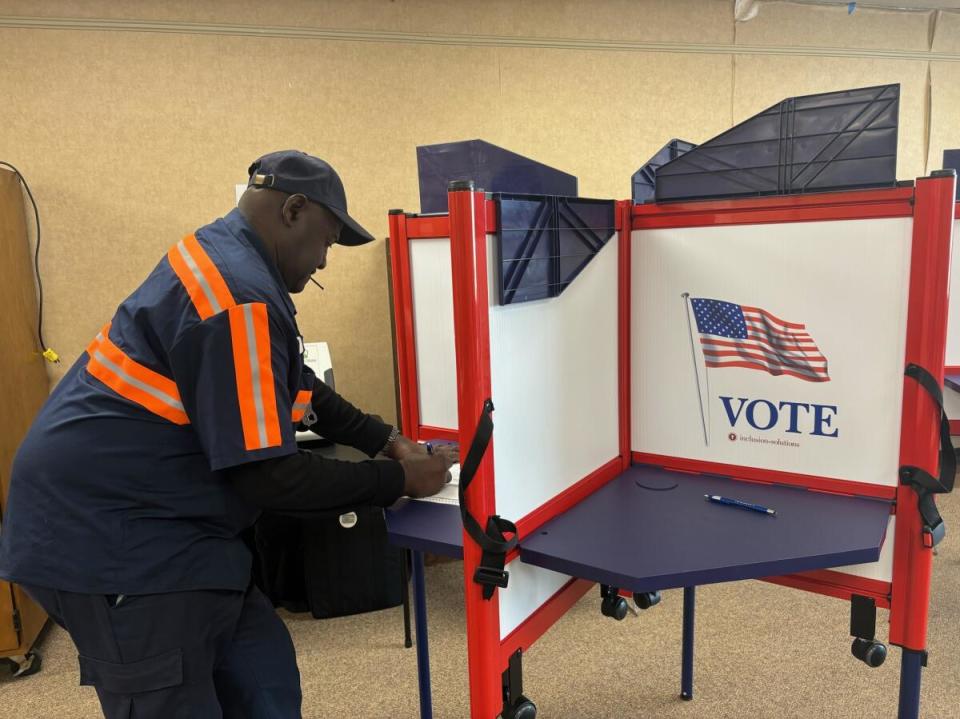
[222,208,297,317]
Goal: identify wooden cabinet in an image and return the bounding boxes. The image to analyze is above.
[0,168,50,667]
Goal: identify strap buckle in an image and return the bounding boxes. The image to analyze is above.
[900,364,956,548]
[458,399,520,600]
[474,566,510,590]
[922,522,945,549]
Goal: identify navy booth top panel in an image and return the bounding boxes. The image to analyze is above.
[385,499,464,559]
[944,374,960,393]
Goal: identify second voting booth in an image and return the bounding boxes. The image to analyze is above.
[385,87,955,719]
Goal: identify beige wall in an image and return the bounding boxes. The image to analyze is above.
[0,0,958,424]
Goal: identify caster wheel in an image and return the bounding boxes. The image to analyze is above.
[4,652,42,678]
[503,698,537,719]
[601,594,628,621]
[515,700,536,719]
[633,591,662,609]
[851,638,887,668]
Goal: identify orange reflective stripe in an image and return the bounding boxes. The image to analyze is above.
[85,323,190,425]
[167,234,236,320]
[291,389,313,422]
[228,303,282,450]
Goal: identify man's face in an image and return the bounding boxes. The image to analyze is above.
[278,196,343,293]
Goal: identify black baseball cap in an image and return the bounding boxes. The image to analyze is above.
[246,150,375,246]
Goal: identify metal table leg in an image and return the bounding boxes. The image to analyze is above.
[897,648,924,719]
[681,586,696,701]
[411,550,433,719]
[401,548,412,648]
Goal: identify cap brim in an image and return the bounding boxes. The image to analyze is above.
[328,207,375,246]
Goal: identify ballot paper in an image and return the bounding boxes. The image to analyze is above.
[413,463,460,505]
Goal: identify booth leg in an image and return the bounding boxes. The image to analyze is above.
[681,586,696,701]
[402,548,413,649]
[897,649,924,719]
[411,550,433,719]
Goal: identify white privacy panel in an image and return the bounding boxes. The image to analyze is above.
[489,237,620,523]
[945,217,960,367]
[498,559,570,639]
[410,238,458,431]
[632,218,913,488]
[831,515,895,583]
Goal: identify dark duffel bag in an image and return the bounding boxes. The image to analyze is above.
[254,507,405,619]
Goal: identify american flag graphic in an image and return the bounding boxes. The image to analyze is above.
[690,298,830,382]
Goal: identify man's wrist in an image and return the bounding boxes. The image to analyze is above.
[380,425,400,455]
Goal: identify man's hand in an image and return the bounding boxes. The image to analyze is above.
[400,444,459,498]
[386,434,460,464]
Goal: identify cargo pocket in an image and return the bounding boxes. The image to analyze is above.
[79,647,183,694]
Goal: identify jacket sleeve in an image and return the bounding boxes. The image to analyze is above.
[226,450,406,516]
[169,303,299,470]
[303,373,395,457]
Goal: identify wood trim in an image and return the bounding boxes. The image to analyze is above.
[0,168,50,657]
[0,582,19,652]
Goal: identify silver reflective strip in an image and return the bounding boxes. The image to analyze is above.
[176,240,222,314]
[243,304,269,447]
[92,348,185,412]
[292,402,311,410]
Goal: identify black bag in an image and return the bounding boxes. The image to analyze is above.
[254,507,405,619]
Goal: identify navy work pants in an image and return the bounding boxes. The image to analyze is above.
[23,584,302,718]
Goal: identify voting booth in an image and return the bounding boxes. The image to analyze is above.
[385,96,956,719]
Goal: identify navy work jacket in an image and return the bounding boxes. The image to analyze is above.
[0,210,325,594]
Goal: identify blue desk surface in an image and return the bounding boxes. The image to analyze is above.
[385,499,464,558]
[519,465,892,593]
[945,373,960,393]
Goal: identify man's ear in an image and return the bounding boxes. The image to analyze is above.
[280,194,309,226]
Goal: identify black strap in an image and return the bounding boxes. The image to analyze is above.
[458,399,518,599]
[899,364,957,547]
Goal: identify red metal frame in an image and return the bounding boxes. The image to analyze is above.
[889,174,955,650]
[632,186,914,230]
[387,211,459,442]
[617,200,633,471]
[405,214,449,239]
[448,187,503,718]
[388,212,418,439]
[764,569,891,608]
[401,202,498,239]
[632,452,897,501]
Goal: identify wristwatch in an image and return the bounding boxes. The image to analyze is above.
[381,425,400,455]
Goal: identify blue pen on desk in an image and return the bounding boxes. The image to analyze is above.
[705,494,776,516]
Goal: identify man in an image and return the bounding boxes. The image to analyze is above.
[0,150,455,718]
